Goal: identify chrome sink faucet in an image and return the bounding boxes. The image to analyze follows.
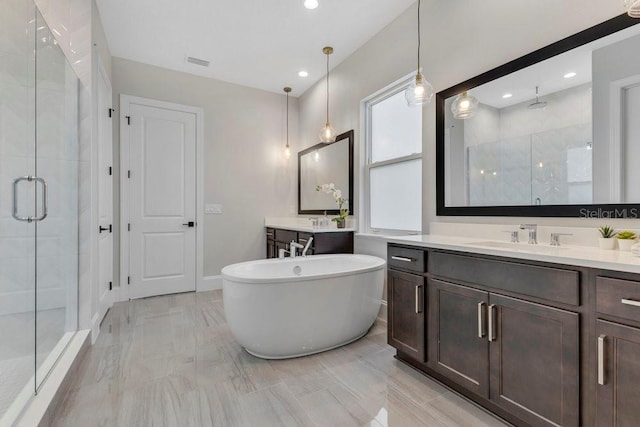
[519,224,538,244]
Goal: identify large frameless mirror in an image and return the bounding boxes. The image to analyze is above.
[437,14,640,217]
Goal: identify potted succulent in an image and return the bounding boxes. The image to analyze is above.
[598,225,617,250]
[617,230,637,251]
[316,183,349,228]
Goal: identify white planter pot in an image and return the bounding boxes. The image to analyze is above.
[617,239,636,251]
[599,238,617,250]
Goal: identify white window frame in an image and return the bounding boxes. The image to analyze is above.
[361,74,422,235]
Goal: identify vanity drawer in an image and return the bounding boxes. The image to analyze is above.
[597,276,640,323]
[430,252,580,306]
[388,245,426,273]
[274,229,297,243]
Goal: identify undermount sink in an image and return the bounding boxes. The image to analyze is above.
[466,241,567,254]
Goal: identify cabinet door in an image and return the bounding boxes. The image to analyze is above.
[596,320,640,427]
[429,279,489,397]
[388,269,425,362]
[489,294,579,427]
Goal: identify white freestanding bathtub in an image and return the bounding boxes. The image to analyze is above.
[221,254,386,359]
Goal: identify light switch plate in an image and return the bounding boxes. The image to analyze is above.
[205,204,222,214]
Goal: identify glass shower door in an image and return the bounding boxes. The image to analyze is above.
[34,10,79,389]
[0,0,37,419]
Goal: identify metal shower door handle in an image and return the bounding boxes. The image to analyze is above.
[12,176,48,222]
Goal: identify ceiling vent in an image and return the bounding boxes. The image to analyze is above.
[186,56,210,67]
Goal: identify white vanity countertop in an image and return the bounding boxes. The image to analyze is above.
[265,218,355,233]
[386,234,640,274]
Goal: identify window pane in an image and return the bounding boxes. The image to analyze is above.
[370,159,421,231]
[371,90,422,163]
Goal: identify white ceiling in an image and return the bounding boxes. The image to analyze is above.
[95,0,416,97]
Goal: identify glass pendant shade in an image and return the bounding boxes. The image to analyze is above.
[284,144,291,159]
[451,91,479,119]
[319,122,337,143]
[405,72,434,106]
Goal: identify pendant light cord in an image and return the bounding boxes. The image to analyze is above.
[326,52,330,124]
[417,0,421,72]
[286,91,289,147]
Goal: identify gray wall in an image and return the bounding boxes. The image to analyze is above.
[111,58,298,281]
[298,0,635,231]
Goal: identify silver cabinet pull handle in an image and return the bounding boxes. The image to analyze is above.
[488,304,497,342]
[12,176,47,222]
[478,302,486,338]
[392,256,414,263]
[415,285,422,314]
[299,238,308,243]
[598,334,606,385]
[621,298,640,307]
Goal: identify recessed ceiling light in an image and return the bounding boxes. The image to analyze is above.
[502,93,513,99]
[298,70,309,78]
[304,0,318,9]
[564,72,577,79]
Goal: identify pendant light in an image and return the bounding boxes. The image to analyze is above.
[405,0,434,107]
[451,91,479,119]
[284,87,292,159]
[319,46,337,143]
[625,0,640,17]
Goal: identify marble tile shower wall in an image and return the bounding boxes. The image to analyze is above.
[0,0,87,317]
[465,84,593,206]
[0,0,37,316]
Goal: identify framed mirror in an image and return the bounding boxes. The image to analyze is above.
[437,14,640,217]
[298,130,354,215]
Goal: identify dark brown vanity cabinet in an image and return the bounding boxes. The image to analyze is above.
[389,244,583,427]
[265,227,353,258]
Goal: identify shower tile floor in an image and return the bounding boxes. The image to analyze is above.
[0,308,66,416]
[52,291,509,426]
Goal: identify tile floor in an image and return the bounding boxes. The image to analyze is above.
[51,291,509,426]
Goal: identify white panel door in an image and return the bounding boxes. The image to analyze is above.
[128,101,196,299]
[96,62,113,321]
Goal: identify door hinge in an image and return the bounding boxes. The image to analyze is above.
[127,170,131,179]
[109,281,112,291]
[108,166,112,176]
[108,108,115,118]
[128,223,131,231]
[125,115,131,125]
[127,276,130,285]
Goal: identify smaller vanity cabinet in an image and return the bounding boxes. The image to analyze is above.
[595,276,640,426]
[265,227,353,258]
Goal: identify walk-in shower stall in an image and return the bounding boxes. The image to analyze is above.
[0,0,79,422]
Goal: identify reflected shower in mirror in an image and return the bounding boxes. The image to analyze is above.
[437,15,640,217]
[298,130,354,215]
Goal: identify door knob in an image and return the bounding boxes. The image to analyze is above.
[99,225,112,233]
[182,221,195,227]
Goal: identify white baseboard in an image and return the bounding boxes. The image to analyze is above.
[377,300,388,322]
[0,288,66,316]
[198,275,222,292]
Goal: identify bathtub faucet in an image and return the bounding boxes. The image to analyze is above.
[302,237,313,257]
[289,240,304,258]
